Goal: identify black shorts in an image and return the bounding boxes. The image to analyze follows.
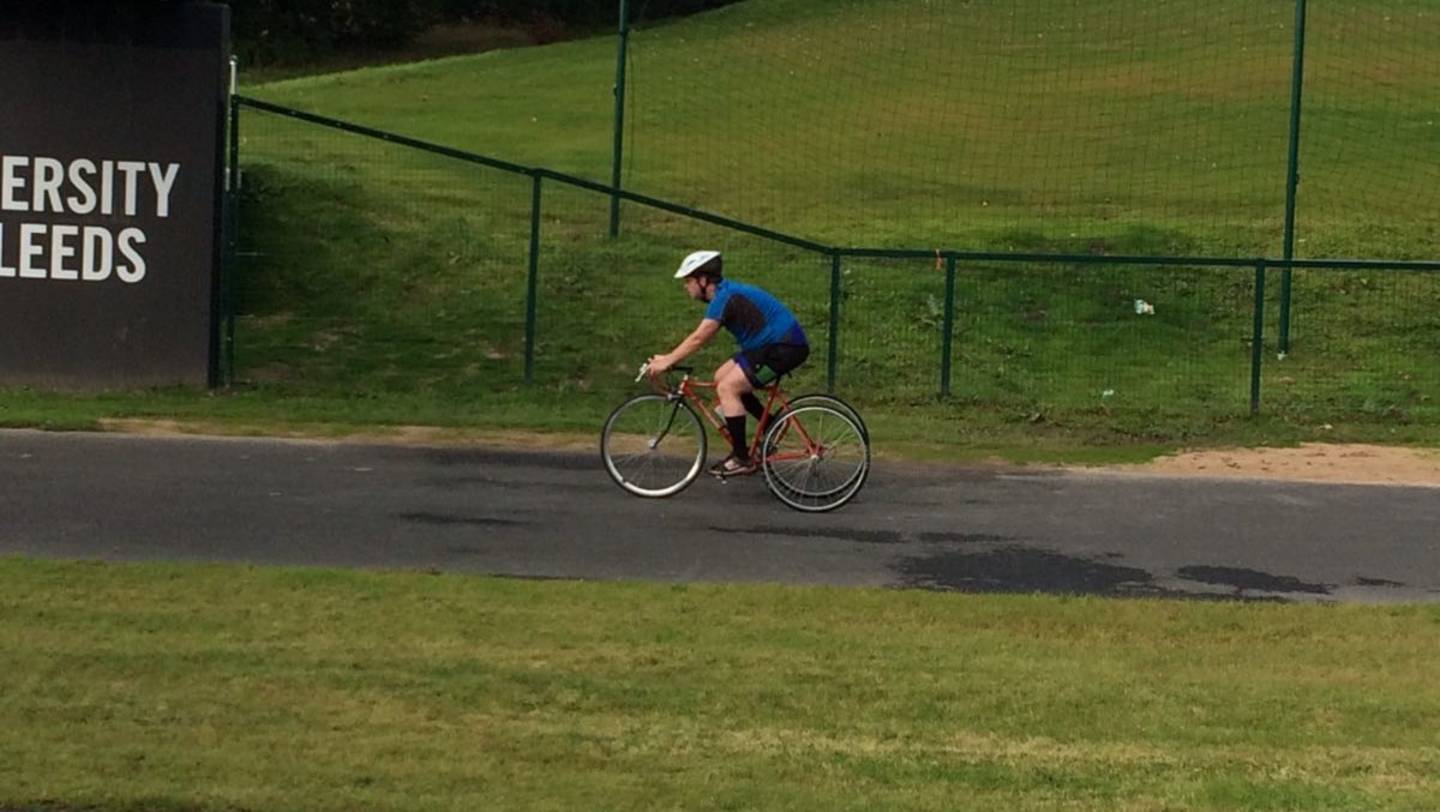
[735,342,810,387]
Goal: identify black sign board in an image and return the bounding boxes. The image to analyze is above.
[0,2,230,388]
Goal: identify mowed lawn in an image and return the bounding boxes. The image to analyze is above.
[2,558,1438,810]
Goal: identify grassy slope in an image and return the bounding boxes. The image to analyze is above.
[248,0,1440,257]
[1,0,1436,458]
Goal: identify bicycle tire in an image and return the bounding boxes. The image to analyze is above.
[784,392,869,441]
[761,395,868,499]
[601,394,707,498]
[761,405,870,512]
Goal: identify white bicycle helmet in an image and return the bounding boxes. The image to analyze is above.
[673,250,722,279]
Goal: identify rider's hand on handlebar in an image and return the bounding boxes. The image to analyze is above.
[647,354,673,377]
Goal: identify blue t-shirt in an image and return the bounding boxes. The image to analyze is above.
[704,280,807,352]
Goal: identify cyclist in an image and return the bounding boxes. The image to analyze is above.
[648,250,810,477]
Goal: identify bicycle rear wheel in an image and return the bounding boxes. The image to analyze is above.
[601,394,707,498]
[761,405,870,512]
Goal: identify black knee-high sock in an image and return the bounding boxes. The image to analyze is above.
[725,415,748,459]
[740,392,766,420]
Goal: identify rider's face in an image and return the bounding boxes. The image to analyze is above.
[684,276,707,302]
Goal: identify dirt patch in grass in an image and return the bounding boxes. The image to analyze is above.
[97,419,597,451]
[1105,443,1440,487]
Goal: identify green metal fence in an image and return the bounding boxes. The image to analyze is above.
[228,96,1440,426]
[610,0,1440,359]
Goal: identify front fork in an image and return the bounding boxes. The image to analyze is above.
[649,393,686,449]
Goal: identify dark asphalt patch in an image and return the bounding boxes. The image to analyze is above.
[917,532,1019,544]
[717,526,1022,545]
[1354,576,1407,588]
[1176,565,1330,595]
[894,546,1294,601]
[398,512,527,528]
[895,546,1155,596]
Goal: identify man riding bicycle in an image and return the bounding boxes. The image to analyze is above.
[648,250,810,477]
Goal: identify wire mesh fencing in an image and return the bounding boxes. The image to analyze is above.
[229,98,1440,431]
[1263,267,1440,423]
[232,103,535,398]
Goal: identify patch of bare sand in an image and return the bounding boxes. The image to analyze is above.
[1102,443,1440,488]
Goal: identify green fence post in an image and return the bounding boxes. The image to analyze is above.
[525,172,542,383]
[1250,261,1268,415]
[224,93,240,387]
[1279,0,1308,354]
[940,255,956,398]
[608,0,630,238]
[827,253,841,393]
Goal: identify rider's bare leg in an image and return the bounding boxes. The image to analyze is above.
[714,360,752,418]
[714,361,755,461]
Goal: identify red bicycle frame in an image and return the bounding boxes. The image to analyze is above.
[648,371,820,464]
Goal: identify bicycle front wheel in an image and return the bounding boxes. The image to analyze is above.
[601,394,707,498]
[761,405,870,512]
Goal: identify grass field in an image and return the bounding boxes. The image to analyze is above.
[3,558,1439,810]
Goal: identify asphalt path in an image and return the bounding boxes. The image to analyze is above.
[2,429,1437,603]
